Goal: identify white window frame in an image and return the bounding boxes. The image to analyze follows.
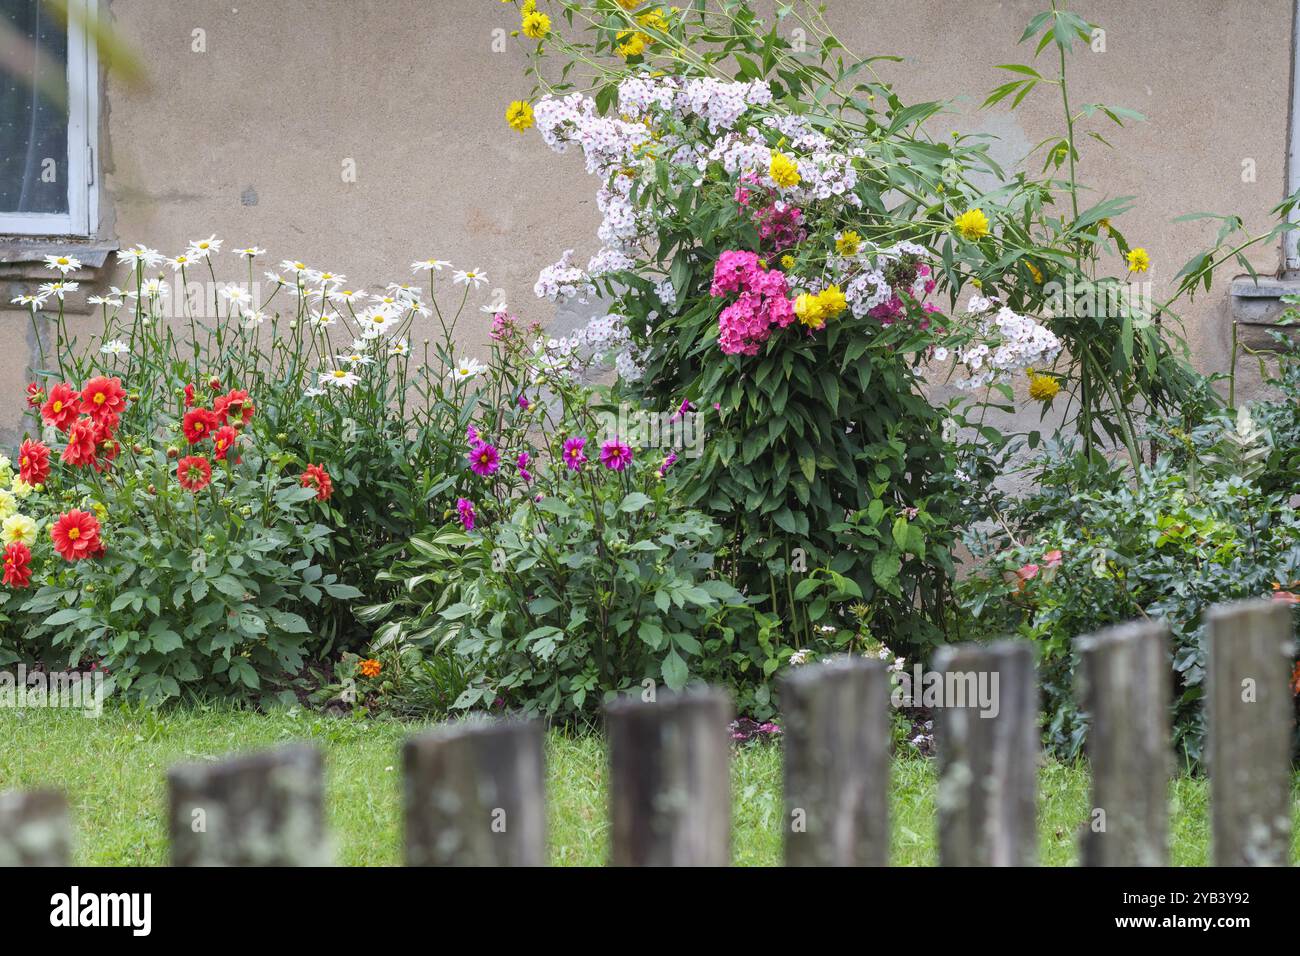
[0,0,99,237]
[1287,0,1300,270]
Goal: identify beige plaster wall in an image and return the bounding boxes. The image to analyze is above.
[0,0,1293,444]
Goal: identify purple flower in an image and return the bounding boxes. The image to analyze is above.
[669,398,693,423]
[466,425,479,445]
[600,437,633,472]
[517,394,530,410]
[467,440,500,476]
[658,451,678,478]
[456,497,476,531]
[561,436,587,472]
[517,451,532,484]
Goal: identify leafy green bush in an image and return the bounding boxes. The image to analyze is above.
[957,450,1300,763]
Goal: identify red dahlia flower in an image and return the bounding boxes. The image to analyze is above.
[301,463,333,501]
[80,376,127,424]
[183,382,196,408]
[60,418,98,468]
[51,509,102,562]
[41,382,80,432]
[182,407,219,444]
[26,382,45,408]
[214,388,254,427]
[18,438,50,486]
[212,425,240,461]
[177,455,212,492]
[2,542,32,588]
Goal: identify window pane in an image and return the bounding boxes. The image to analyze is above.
[0,0,69,214]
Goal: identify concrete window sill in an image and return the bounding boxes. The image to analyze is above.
[1230,275,1300,348]
[0,239,118,315]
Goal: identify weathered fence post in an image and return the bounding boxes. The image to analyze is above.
[934,640,1038,866]
[403,718,545,866]
[0,790,71,866]
[168,744,328,866]
[781,657,889,866]
[1076,620,1171,866]
[1206,599,1293,866]
[606,688,731,866]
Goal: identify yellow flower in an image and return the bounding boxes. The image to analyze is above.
[521,0,537,12]
[1,513,36,547]
[638,7,669,31]
[616,30,649,58]
[1024,259,1043,284]
[819,284,847,321]
[1027,371,1060,403]
[953,208,989,241]
[794,292,825,329]
[1125,247,1150,273]
[521,10,550,39]
[769,150,800,188]
[794,286,846,330]
[506,100,535,132]
[616,0,640,8]
[835,230,861,256]
[0,490,15,521]
[780,254,795,269]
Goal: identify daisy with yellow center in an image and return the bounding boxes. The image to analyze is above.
[1125,247,1150,273]
[521,11,550,39]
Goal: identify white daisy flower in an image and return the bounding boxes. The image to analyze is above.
[389,338,410,356]
[264,271,289,287]
[280,259,310,275]
[117,245,163,267]
[453,268,489,288]
[321,368,361,389]
[308,269,344,287]
[37,281,79,300]
[165,253,197,271]
[233,246,265,259]
[100,340,130,355]
[328,288,367,304]
[241,309,268,328]
[187,235,222,258]
[449,356,485,381]
[43,254,81,274]
[411,258,450,272]
[138,278,168,299]
[220,286,253,307]
[11,293,48,308]
[338,351,373,367]
[86,295,122,307]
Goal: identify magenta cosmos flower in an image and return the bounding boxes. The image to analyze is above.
[467,440,500,476]
[600,438,633,471]
[561,436,587,471]
[456,497,475,531]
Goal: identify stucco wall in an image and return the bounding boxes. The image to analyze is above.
[0,0,1293,444]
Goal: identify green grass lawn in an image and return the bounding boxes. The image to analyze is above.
[0,704,1281,865]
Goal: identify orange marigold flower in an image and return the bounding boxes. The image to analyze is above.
[177,455,212,492]
[359,658,382,679]
[301,463,333,502]
[51,509,102,562]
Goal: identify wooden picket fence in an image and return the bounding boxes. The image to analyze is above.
[0,598,1294,866]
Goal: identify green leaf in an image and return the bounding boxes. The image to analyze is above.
[661,649,688,692]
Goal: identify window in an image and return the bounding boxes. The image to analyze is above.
[0,0,98,236]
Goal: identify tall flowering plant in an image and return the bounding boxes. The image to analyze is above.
[9,238,536,657]
[365,312,774,720]
[500,0,1275,661]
